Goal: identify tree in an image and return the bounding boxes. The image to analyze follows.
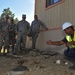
[14,18,19,24]
[0,8,15,20]
[0,7,19,23]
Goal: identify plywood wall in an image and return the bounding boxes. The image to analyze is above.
[35,0,75,53]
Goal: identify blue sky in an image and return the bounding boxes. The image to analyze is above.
[0,0,35,23]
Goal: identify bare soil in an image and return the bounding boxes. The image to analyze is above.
[0,49,75,75]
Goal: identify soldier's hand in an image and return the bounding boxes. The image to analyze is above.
[30,37,32,40]
[46,28,48,30]
[28,32,32,37]
[15,32,18,35]
[9,30,12,32]
[0,33,2,36]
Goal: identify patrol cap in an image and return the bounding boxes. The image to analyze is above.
[62,22,72,30]
[22,14,26,17]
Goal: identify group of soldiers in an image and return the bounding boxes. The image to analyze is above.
[0,15,17,54]
[0,14,48,55]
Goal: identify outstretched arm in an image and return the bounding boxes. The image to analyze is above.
[40,20,48,30]
[46,40,65,46]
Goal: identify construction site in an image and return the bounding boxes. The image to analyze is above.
[0,43,75,75]
[0,0,75,75]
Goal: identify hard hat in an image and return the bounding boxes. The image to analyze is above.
[62,22,72,30]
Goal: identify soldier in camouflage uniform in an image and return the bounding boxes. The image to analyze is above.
[30,15,48,50]
[8,18,16,51]
[1,15,10,53]
[0,21,3,53]
[13,14,30,54]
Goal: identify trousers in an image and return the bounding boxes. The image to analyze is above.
[64,48,75,61]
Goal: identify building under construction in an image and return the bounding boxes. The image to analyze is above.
[35,0,75,53]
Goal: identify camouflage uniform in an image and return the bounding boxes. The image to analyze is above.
[0,21,3,51]
[1,20,10,51]
[30,15,48,49]
[14,15,30,53]
[8,19,16,51]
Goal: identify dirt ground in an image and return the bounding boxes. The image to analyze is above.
[0,49,75,75]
